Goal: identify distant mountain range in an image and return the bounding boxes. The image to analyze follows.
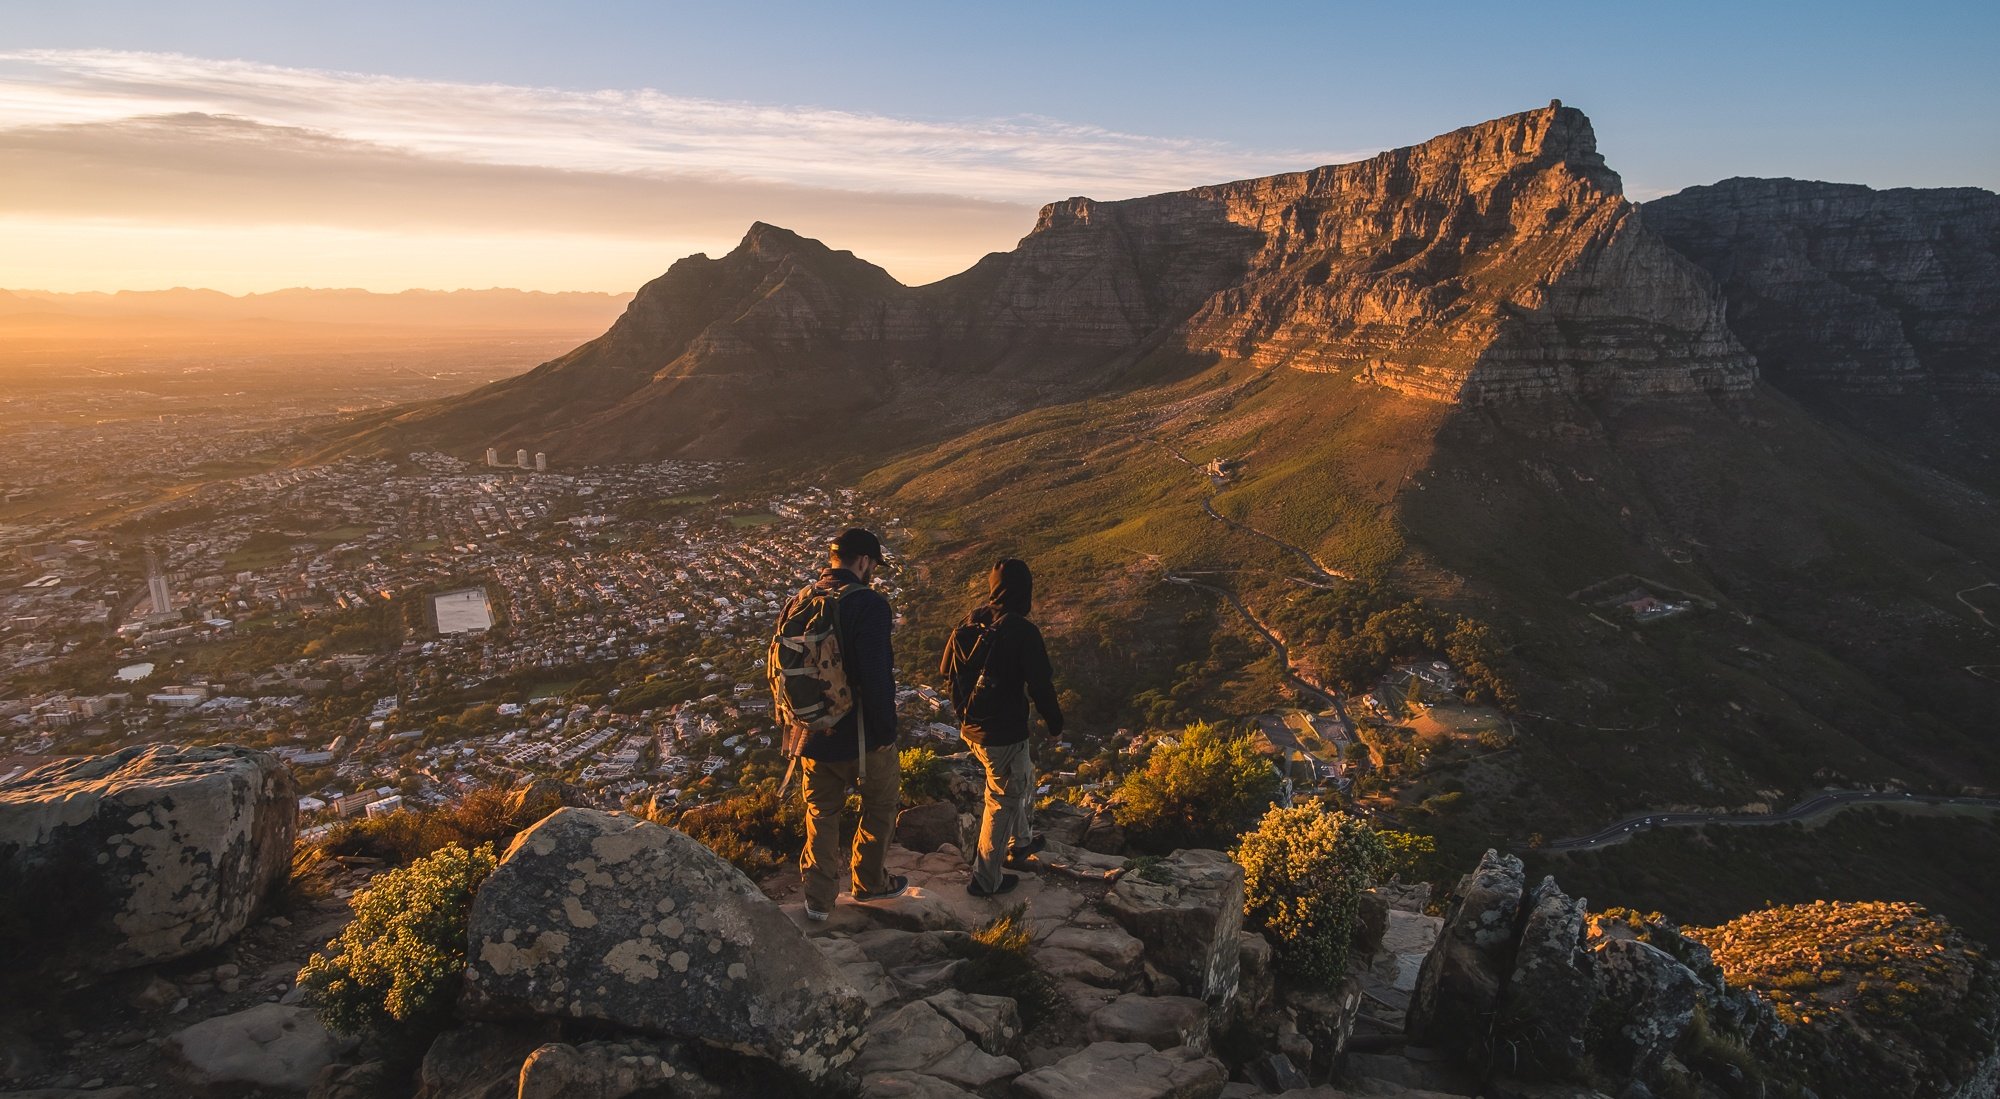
[0,286,631,335]
[334,103,2000,857]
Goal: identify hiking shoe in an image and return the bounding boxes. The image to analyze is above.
[803,903,830,922]
[852,875,910,903]
[966,873,1020,898]
[1004,833,1047,870]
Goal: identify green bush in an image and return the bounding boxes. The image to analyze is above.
[298,842,498,1047]
[900,745,951,804]
[1236,802,1387,986]
[1115,722,1281,850]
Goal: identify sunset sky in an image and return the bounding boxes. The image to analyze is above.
[4,1,1995,294]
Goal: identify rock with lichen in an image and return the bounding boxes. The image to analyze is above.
[458,807,867,1079]
[0,743,296,972]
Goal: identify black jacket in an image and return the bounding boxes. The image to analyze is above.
[951,614,1064,748]
[801,568,898,761]
[947,559,1063,748]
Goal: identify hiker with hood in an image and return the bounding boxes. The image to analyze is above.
[795,527,906,920]
[942,557,1064,897]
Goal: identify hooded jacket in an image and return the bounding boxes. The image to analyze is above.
[944,558,1063,748]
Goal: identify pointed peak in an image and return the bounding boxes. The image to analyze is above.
[736,221,820,258]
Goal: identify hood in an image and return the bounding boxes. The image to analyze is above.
[987,557,1033,617]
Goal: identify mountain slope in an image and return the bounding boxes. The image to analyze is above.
[1645,178,2000,489]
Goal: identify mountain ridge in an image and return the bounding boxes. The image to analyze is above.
[343,102,1761,462]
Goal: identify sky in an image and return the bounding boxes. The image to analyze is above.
[3,1,1996,294]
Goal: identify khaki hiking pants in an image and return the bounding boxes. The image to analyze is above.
[800,745,901,911]
[969,738,1035,893]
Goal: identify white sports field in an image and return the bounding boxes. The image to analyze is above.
[433,588,494,634]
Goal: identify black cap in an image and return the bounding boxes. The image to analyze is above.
[830,527,893,570]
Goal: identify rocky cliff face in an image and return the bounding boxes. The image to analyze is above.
[356,103,1757,462]
[1646,178,2000,485]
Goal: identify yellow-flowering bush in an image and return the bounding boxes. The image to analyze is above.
[1115,722,1280,850]
[298,841,498,1044]
[1236,801,1386,986]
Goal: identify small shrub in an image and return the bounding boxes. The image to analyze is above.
[1376,829,1437,881]
[1236,801,1387,986]
[900,745,951,804]
[671,788,806,878]
[298,842,498,1048]
[949,903,1062,1029]
[1115,722,1281,850]
[318,787,523,866]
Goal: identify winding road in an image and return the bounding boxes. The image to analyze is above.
[1535,790,2000,852]
[1164,572,1340,711]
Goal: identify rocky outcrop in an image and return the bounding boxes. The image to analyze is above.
[460,807,867,1079]
[361,103,1757,464]
[1406,849,1525,1053]
[1104,849,1246,1009]
[1589,938,1699,1077]
[0,744,296,971]
[1498,878,1593,1074]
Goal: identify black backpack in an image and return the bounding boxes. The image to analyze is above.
[940,615,1003,721]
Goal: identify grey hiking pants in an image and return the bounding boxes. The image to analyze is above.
[968,738,1034,892]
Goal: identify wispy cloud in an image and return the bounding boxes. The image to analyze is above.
[0,50,1367,204]
[0,49,1376,291]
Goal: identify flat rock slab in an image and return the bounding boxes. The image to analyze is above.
[1011,1041,1226,1099]
[1380,909,1442,957]
[861,1072,982,1099]
[1085,994,1209,1050]
[926,989,1021,1055]
[169,1002,345,1090]
[851,1001,1020,1088]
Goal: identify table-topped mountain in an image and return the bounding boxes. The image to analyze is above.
[344,102,1755,463]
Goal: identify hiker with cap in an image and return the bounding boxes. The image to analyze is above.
[790,527,906,921]
[940,557,1064,897]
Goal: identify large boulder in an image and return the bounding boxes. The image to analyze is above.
[1104,850,1244,1008]
[1406,849,1525,1049]
[0,744,296,971]
[460,808,866,1079]
[1499,877,1595,1075]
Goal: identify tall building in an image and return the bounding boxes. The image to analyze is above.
[516,449,530,469]
[485,447,500,467]
[534,452,547,472]
[145,546,173,615]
